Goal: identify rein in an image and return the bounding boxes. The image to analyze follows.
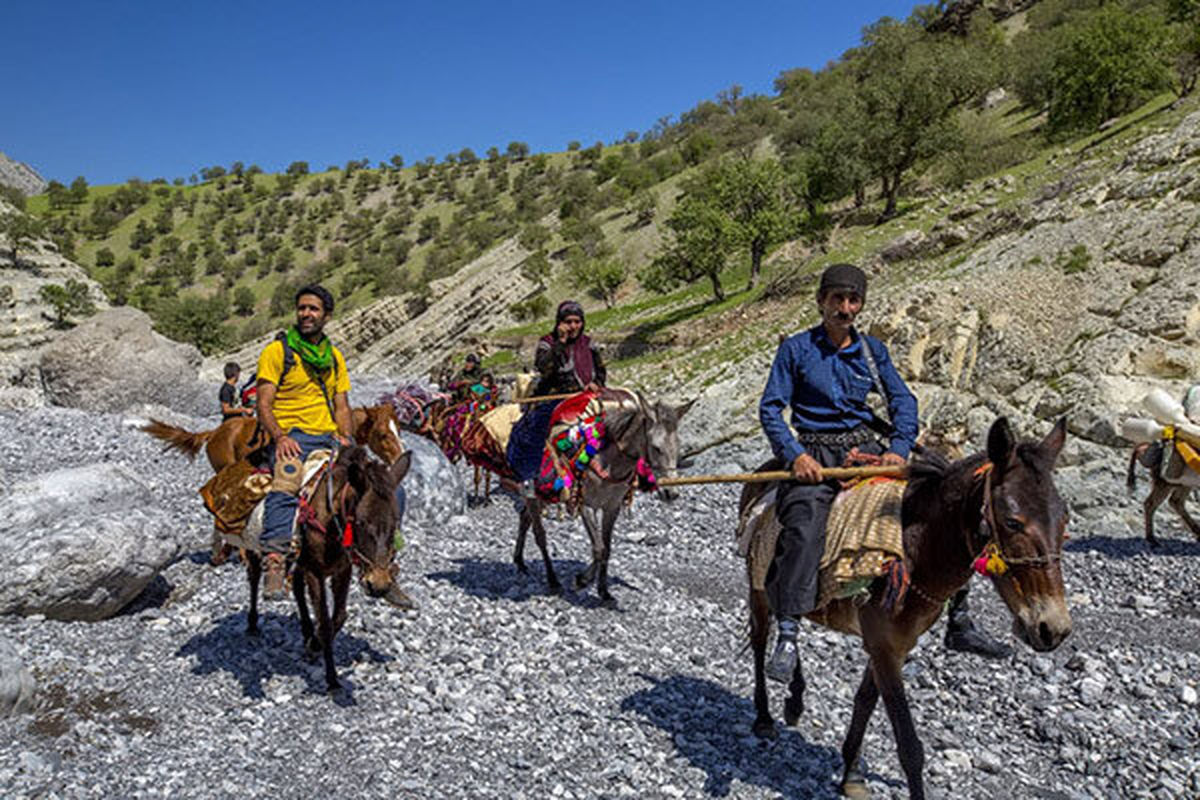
[294,459,387,574]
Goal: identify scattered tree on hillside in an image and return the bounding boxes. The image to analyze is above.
[711,157,797,291]
[38,279,96,328]
[641,193,731,302]
[506,141,530,160]
[153,294,233,355]
[1,212,45,266]
[1045,4,1170,134]
[233,286,256,316]
[572,257,626,308]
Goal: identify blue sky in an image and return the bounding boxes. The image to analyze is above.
[4,1,918,185]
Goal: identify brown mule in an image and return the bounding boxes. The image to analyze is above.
[244,446,412,692]
[143,405,405,563]
[744,418,1072,799]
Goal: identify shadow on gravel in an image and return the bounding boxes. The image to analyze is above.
[620,673,846,798]
[427,557,635,609]
[177,611,394,703]
[1066,535,1200,559]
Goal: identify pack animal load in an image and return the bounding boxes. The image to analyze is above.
[1120,387,1200,488]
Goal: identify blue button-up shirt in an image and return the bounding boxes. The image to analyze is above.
[759,325,918,464]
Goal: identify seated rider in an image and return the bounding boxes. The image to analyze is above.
[220,362,254,422]
[506,300,606,487]
[760,264,1007,683]
[450,353,484,403]
[256,284,353,598]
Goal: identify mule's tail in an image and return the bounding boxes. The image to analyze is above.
[141,419,214,460]
[1127,443,1148,494]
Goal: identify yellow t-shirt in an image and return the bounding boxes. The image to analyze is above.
[256,339,351,435]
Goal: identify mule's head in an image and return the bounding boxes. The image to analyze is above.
[982,417,1072,652]
[608,393,694,502]
[342,447,413,598]
[354,405,406,465]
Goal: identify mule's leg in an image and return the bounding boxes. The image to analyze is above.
[1143,476,1173,548]
[307,572,339,691]
[514,506,531,574]
[1167,486,1200,540]
[594,505,619,607]
[574,505,603,591]
[485,471,492,500]
[839,666,880,799]
[330,559,352,638]
[294,566,317,655]
[531,503,561,594]
[783,656,807,726]
[871,654,925,800]
[246,551,262,636]
[749,588,777,740]
[473,466,481,503]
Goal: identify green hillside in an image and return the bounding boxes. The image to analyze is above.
[22,0,1200,360]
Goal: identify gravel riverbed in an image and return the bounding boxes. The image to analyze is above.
[1,406,1198,799]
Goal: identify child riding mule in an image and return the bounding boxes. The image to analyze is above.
[244,446,411,692]
[743,418,1072,799]
[514,389,692,606]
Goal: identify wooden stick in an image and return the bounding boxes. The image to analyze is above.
[656,465,907,486]
[511,393,578,405]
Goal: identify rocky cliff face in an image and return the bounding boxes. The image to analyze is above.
[0,153,47,197]
[0,201,109,409]
[669,109,1200,465]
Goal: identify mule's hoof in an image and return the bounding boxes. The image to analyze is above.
[573,574,589,591]
[246,624,259,638]
[751,719,778,740]
[326,678,341,694]
[840,779,870,799]
[1147,536,1161,550]
[783,699,804,726]
[304,637,322,656]
[599,595,618,610]
[514,560,528,575]
[547,580,563,595]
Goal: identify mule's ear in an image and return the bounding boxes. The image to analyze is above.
[388,451,412,487]
[1042,417,1067,464]
[986,417,1015,468]
[675,398,696,420]
[354,407,373,434]
[345,446,372,492]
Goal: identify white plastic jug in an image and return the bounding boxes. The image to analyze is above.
[1119,417,1164,444]
[1142,388,1189,426]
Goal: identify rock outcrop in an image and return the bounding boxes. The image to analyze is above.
[39,306,210,416]
[0,464,183,621]
[0,636,35,716]
[0,201,109,409]
[400,433,467,531]
[0,153,47,197]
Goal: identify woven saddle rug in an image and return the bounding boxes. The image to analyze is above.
[200,449,333,553]
[738,477,906,611]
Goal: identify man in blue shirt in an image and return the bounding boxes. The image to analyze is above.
[760,264,1006,683]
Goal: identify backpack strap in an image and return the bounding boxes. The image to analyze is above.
[859,333,893,427]
[277,330,338,423]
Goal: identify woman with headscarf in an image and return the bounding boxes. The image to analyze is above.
[506,300,606,483]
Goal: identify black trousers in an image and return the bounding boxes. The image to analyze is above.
[766,438,884,618]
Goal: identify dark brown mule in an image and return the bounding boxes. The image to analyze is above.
[514,390,693,606]
[245,446,412,691]
[744,418,1072,799]
[142,404,405,472]
[1126,442,1200,547]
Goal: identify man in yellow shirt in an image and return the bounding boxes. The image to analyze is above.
[257,284,352,597]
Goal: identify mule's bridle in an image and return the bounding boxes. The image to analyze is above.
[971,462,1065,573]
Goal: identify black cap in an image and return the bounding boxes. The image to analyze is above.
[465,353,480,365]
[817,263,867,301]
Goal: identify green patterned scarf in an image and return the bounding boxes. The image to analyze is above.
[285,326,333,372]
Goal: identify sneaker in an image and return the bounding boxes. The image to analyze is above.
[263,553,287,599]
[765,637,799,683]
